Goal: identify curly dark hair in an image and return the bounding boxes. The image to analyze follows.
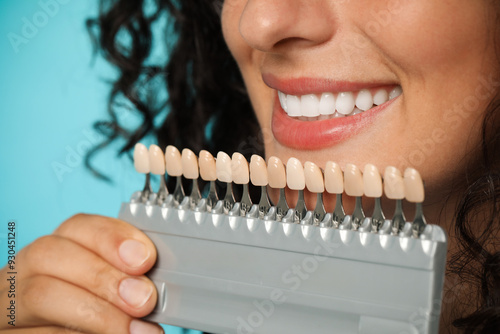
[86,0,500,333]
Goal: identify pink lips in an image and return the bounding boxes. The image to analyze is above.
[265,75,398,150]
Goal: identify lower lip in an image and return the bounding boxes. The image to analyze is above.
[271,94,396,150]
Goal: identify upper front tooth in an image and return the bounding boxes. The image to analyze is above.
[286,94,301,116]
[336,92,355,115]
[355,89,373,111]
[319,93,335,115]
[389,86,403,100]
[301,94,320,117]
[278,91,287,111]
[373,89,389,105]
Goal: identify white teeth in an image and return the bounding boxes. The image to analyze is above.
[373,89,389,106]
[319,93,335,115]
[278,85,401,120]
[278,91,287,112]
[301,94,320,117]
[286,94,301,117]
[355,89,373,111]
[389,86,403,100]
[336,92,355,115]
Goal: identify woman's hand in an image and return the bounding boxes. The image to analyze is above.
[0,213,163,334]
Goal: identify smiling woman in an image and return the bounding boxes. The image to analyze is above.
[88,0,500,332]
[2,0,500,333]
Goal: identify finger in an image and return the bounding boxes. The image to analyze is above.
[0,275,132,333]
[54,214,157,275]
[14,235,156,318]
[0,326,84,333]
[0,321,163,334]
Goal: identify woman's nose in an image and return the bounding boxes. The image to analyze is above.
[239,0,335,52]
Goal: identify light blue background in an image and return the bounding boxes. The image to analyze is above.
[0,1,198,333]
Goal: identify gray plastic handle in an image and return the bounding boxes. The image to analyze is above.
[118,199,447,334]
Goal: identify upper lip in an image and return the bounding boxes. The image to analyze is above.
[262,73,398,95]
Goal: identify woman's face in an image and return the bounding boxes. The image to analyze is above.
[221,0,500,217]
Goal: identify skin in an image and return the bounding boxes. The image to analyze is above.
[221,0,500,331]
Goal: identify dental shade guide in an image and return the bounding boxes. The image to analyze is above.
[121,146,446,334]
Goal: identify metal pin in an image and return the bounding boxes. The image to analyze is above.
[332,194,345,227]
[172,176,185,206]
[275,188,289,221]
[267,156,289,221]
[206,181,218,210]
[412,203,426,237]
[140,174,153,203]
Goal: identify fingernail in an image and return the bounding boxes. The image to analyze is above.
[130,319,163,334]
[119,278,154,308]
[119,240,149,267]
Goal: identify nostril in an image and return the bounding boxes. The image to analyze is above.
[238,0,335,52]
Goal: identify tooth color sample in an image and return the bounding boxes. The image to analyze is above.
[216,151,232,183]
[304,161,324,193]
[231,152,249,184]
[182,148,199,179]
[363,164,382,198]
[250,155,268,186]
[384,166,405,199]
[404,168,425,203]
[199,150,217,181]
[134,143,150,174]
[286,157,305,190]
[148,144,165,175]
[267,156,286,188]
[324,161,344,194]
[344,164,364,197]
[165,145,183,176]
